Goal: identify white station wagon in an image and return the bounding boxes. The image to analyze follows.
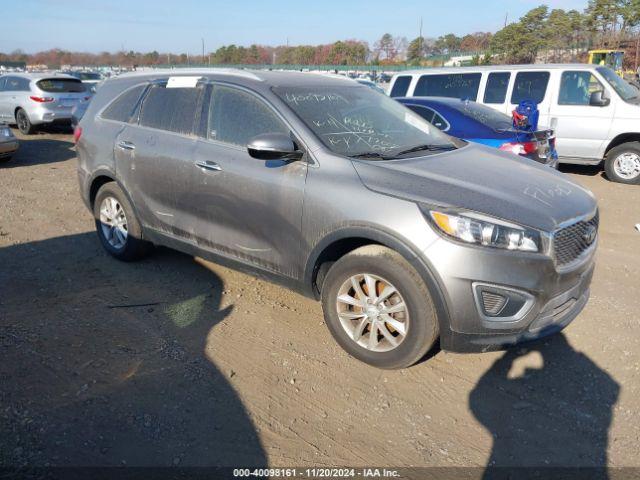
[389,64,640,184]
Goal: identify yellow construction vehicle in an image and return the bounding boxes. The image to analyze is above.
[588,49,625,76]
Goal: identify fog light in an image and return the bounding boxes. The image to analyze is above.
[473,283,535,322]
[481,291,508,316]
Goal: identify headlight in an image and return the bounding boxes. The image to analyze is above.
[429,210,542,252]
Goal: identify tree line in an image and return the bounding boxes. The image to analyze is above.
[1,0,639,69]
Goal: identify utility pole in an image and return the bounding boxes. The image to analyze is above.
[504,12,508,27]
[419,16,423,59]
[201,38,205,65]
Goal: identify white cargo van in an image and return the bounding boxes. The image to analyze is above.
[389,64,640,184]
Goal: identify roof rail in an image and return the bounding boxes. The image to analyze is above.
[118,67,263,81]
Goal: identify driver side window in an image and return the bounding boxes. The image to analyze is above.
[208,86,288,146]
[559,71,605,106]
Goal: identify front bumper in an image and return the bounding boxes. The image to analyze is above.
[423,235,595,353]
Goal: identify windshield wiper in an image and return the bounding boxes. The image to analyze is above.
[348,152,396,160]
[393,144,456,156]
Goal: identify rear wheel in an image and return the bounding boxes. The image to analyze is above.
[605,142,640,184]
[93,182,152,261]
[321,245,439,369]
[15,109,35,135]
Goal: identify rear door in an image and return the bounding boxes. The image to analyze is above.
[115,79,206,234]
[188,84,308,277]
[549,69,613,160]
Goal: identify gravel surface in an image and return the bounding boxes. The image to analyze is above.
[1,129,638,470]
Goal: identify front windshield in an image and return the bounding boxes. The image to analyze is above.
[597,67,639,102]
[273,85,458,158]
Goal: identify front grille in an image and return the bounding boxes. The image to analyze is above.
[553,212,599,267]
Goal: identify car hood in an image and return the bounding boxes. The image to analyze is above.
[351,143,596,232]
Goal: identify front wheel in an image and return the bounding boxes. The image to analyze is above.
[605,142,640,184]
[321,245,439,369]
[16,109,35,135]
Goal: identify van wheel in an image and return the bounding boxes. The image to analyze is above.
[605,142,640,184]
[16,109,35,135]
[320,245,438,369]
[93,182,152,261]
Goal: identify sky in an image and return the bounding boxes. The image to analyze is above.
[0,0,589,54]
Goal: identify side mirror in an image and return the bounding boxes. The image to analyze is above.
[589,90,610,107]
[247,133,303,161]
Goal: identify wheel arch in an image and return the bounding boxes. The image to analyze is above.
[604,133,640,156]
[304,226,452,339]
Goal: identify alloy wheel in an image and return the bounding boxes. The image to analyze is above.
[99,196,128,249]
[335,273,409,352]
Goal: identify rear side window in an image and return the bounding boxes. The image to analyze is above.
[511,71,549,104]
[139,84,204,135]
[483,72,511,104]
[6,77,30,92]
[102,84,147,123]
[37,79,85,93]
[208,86,288,146]
[390,76,412,97]
[414,73,481,100]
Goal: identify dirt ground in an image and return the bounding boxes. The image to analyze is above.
[1,129,639,473]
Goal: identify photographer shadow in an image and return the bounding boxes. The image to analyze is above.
[470,333,619,479]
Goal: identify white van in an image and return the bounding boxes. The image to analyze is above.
[389,64,640,184]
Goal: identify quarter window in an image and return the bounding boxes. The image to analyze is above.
[0,77,6,92]
[208,86,288,146]
[390,76,412,97]
[414,73,482,100]
[511,71,550,104]
[559,71,605,106]
[139,84,204,135]
[102,84,147,123]
[484,72,511,104]
[405,104,449,131]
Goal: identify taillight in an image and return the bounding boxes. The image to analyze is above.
[29,96,54,103]
[499,141,537,155]
[73,126,83,143]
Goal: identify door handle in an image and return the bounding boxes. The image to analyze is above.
[117,140,135,151]
[196,160,222,172]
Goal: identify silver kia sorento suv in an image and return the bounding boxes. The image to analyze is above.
[76,70,598,369]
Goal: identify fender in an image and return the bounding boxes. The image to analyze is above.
[303,224,454,342]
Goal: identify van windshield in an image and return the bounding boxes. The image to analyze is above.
[273,85,459,158]
[597,67,640,102]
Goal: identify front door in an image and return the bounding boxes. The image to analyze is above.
[188,84,307,278]
[550,70,613,160]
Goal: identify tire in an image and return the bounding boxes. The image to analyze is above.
[93,182,152,262]
[320,245,439,369]
[15,109,35,135]
[604,142,640,184]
